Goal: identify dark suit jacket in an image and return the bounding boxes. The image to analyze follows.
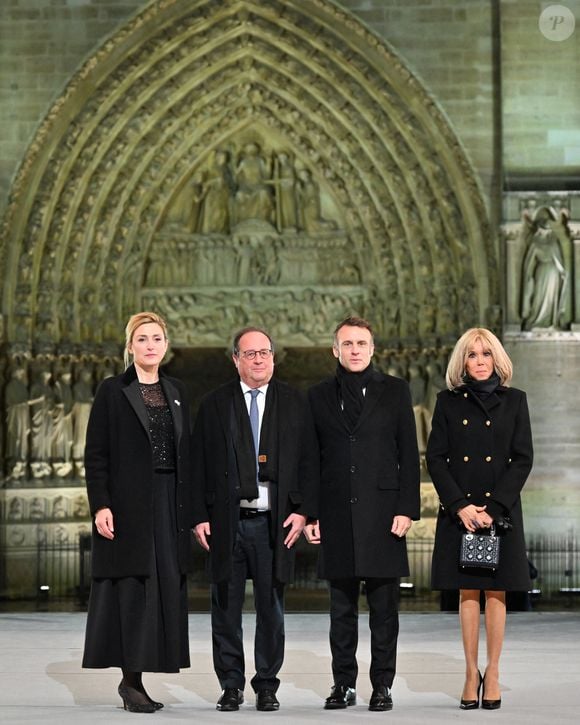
[308,369,421,579]
[84,364,194,578]
[191,377,319,584]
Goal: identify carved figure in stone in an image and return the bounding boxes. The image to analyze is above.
[409,363,430,461]
[29,368,54,479]
[73,494,89,518]
[8,497,24,520]
[236,236,254,285]
[257,237,281,285]
[30,496,45,520]
[273,151,297,231]
[234,142,274,225]
[521,205,568,330]
[296,169,336,233]
[186,172,207,233]
[52,495,67,519]
[52,369,74,478]
[4,366,30,479]
[199,149,233,234]
[424,361,446,426]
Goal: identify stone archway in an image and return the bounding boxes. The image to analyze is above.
[1,0,494,355]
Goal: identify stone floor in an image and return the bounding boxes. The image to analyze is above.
[0,610,578,724]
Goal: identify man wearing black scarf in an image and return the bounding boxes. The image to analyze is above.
[306,317,420,713]
[192,327,318,713]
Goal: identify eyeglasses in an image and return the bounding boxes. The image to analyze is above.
[239,349,273,360]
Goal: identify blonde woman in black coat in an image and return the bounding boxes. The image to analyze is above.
[82,312,194,713]
[426,328,533,711]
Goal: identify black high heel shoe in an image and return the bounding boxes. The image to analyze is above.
[460,671,482,710]
[138,684,164,711]
[481,674,502,710]
[118,683,156,713]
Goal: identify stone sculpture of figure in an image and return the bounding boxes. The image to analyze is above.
[186,172,206,233]
[29,368,54,479]
[408,363,429,461]
[274,151,297,231]
[4,366,30,479]
[72,368,93,478]
[234,142,274,225]
[199,149,233,234]
[236,236,254,285]
[52,369,74,478]
[424,360,446,436]
[521,205,568,330]
[296,168,336,233]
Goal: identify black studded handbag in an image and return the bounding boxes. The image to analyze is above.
[459,524,500,569]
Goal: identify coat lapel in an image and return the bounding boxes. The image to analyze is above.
[321,378,350,432]
[122,377,151,441]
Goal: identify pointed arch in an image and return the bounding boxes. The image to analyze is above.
[0,0,494,351]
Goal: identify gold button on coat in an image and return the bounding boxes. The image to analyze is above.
[463,456,469,462]
[485,455,492,462]
[463,393,468,398]
[485,492,491,497]
[462,419,468,425]
[486,420,491,426]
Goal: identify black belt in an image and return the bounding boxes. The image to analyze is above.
[239,508,269,519]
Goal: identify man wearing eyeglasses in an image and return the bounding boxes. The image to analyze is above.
[305,317,420,712]
[192,326,318,713]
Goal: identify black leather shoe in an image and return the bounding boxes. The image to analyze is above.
[368,685,393,711]
[256,689,280,711]
[216,688,244,711]
[324,685,356,709]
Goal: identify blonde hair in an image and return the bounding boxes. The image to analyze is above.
[124,311,168,369]
[445,327,513,389]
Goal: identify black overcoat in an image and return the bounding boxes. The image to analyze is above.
[191,378,319,584]
[308,369,421,579]
[84,364,194,578]
[426,385,533,590]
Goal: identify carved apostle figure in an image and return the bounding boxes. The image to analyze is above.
[4,366,30,479]
[29,368,54,479]
[274,151,297,231]
[52,369,74,478]
[72,368,94,478]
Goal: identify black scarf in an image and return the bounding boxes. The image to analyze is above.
[231,382,279,501]
[462,372,501,400]
[335,362,375,431]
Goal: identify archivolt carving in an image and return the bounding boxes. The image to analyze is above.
[0,0,493,353]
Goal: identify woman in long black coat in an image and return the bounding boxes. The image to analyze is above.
[427,328,533,711]
[82,312,194,713]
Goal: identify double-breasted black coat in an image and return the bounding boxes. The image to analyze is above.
[426,385,533,590]
[308,370,421,580]
[84,364,194,578]
[191,378,319,584]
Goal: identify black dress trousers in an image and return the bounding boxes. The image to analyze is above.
[329,577,400,689]
[211,512,285,693]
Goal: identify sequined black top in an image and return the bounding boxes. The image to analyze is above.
[139,382,176,471]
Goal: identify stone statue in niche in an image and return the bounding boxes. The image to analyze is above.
[234,142,274,226]
[296,169,336,233]
[408,362,430,463]
[4,365,30,480]
[29,367,54,479]
[521,205,569,330]
[198,149,234,234]
[186,172,206,233]
[52,368,74,478]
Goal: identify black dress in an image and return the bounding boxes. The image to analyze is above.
[83,382,190,672]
